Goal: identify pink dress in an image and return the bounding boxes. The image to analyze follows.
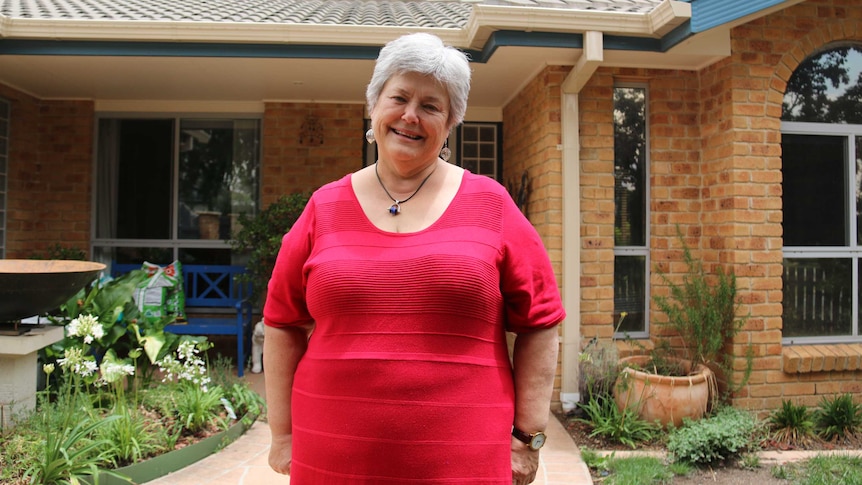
[264,171,565,484]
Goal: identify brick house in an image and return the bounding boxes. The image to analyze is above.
[1,0,860,414]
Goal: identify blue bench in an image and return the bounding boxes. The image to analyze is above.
[112,263,254,377]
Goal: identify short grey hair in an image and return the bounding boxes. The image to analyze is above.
[366,33,471,128]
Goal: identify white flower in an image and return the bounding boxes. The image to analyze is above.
[67,314,104,344]
[100,361,136,384]
[57,347,98,377]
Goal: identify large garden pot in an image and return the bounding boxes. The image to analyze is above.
[614,355,714,428]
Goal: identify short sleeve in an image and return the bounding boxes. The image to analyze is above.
[263,197,316,329]
[500,201,566,334]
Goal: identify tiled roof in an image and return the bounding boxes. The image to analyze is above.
[0,0,665,28]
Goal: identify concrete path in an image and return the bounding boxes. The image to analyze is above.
[143,371,592,484]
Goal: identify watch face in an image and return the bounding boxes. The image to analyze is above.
[530,433,546,450]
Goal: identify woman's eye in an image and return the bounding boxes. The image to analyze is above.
[424,105,440,112]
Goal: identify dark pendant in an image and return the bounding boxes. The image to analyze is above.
[389,203,400,215]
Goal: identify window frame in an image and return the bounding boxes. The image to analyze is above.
[613,82,651,339]
[0,97,8,259]
[90,112,262,265]
[782,120,862,344]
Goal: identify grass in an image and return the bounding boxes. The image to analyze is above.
[580,449,682,484]
[772,454,862,485]
[583,449,862,485]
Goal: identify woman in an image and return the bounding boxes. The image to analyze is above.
[264,32,565,484]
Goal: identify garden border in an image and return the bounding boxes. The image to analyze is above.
[84,412,259,485]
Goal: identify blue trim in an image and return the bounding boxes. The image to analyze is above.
[688,0,787,33]
[0,29,682,63]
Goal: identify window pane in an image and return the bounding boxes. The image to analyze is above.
[614,255,646,333]
[97,119,174,240]
[178,119,259,240]
[782,258,852,337]
[783,134,847,246]
[782,45,862,124]
[614,87,646,247]
[857,136,862,243]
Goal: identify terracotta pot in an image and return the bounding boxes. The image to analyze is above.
[197,211,221,239]
[614,355,714,428]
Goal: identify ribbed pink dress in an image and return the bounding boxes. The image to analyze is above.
[264,171,565,484]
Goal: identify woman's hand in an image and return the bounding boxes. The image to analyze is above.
[268,434,293,475]
[511,437,539,484]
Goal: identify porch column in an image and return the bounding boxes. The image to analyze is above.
[558,31,603,412]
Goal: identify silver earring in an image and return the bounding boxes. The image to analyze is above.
[439,140,451,162]
[365,128,375,144]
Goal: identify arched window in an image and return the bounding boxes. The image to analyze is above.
[781,44,862,343]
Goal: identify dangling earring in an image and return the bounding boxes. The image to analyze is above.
[439,139,451,162]
[365,128,375,145]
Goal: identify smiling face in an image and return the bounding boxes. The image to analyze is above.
[370,71,452,171]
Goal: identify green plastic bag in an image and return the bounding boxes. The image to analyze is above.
[134,261,187,323]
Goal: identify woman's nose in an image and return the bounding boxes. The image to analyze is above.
[401,102,420,123]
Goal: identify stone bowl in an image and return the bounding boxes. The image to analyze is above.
[0,260,106,322]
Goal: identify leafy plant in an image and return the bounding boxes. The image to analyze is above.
[30,242,87,260]
[230,192,311,306]
[651,227,753,395]
[768,399,817,446]
[815,393,862,441]
[575,395,659,448]
[97,409,164,467]
[667,406,760,465]
[25,414,128,485]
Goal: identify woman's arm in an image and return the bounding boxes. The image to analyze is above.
[510,326,560,485]
[264,323,313,475]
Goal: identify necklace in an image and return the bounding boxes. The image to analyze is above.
[374,162,437,215]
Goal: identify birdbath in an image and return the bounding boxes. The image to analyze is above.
[0,259,105,428]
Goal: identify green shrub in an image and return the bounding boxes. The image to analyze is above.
[815,393,862,441]
[575,395,659,449]
[667,406,759,465]
[768,399,816,446]
[230,192,311,306]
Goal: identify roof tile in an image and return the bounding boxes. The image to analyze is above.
[0,0,664,27]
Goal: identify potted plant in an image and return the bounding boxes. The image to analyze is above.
[229,192,311,307]
[614,228,753,428]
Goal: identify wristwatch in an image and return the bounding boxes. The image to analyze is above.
[512,426,547,451]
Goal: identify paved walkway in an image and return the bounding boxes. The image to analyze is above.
[144,371,592,485]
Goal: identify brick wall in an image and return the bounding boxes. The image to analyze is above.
[502,66,568,406]
[728,0,862,411]
[261,103,366,207]
[0,84,94,259]
[573,0,862,413]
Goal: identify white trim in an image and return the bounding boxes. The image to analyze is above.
[560,91,581,409]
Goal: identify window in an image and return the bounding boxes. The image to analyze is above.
[0,98,7,259]
[363,121,502,180]
[92,116,260,267]
[781,44,862,342]
[614,85,649,337]
[458,123,500,179]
